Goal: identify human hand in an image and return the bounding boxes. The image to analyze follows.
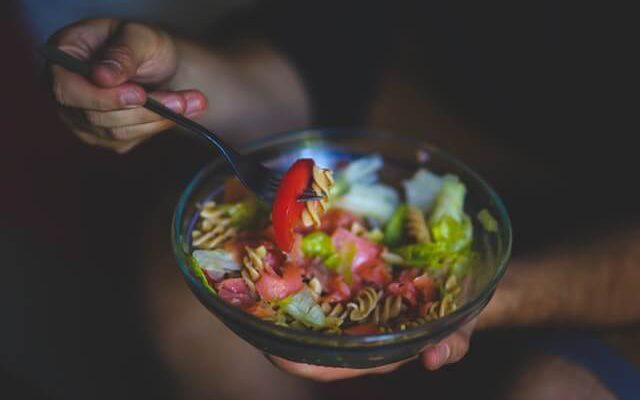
[48,18,208,153]
[270,319,476,382]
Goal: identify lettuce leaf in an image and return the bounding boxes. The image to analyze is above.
[279,288,326,329]
[335,183,399,224]
[340,154,384,185]
[403,168,444,212]
[429,175,466,225]
[189,256,217,295]
[384,204,408,247]
[192,249,241,281]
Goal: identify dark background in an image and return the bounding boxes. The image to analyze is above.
[2,1,637,399]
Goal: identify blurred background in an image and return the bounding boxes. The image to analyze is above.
[2,1,637,399]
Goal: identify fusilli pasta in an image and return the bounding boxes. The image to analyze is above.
[407,205,431,243]
[371,294,403,325]
[241,245,267,294]
[192,201,237,249]
[348,287,382,321]
[301,166,334,228]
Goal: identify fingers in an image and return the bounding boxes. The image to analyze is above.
[52,65,146,110]
[269,356,411,382]
[90,22,177,87]
[82,90,206,139]
[421,318,476,371]
[83,91,186,128]
[58,89,207,152]
[50,18,117,60]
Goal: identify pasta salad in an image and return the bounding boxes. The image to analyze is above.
[189,155,483,334]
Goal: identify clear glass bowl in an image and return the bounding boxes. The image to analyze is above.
[172,128,512,368]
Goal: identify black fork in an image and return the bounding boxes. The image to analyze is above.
[40,45,321,203]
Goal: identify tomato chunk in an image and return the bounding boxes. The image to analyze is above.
[255,262,303,301]
[272,159,315,252]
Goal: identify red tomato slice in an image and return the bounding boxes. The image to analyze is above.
[358,261,392,287]
[272,159,315,252]
[331,228,381,272]
[255,262,303,301]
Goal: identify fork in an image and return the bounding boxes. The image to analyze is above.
[40,45,321,203]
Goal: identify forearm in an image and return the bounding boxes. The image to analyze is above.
[168,38,311,143]
[479,228,640,329]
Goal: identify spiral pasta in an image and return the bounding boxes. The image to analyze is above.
[344,287,380,321]
[321,301,349,329]
[241,245,267,294]
[371,294,403,325]
[192,201,238,250]
[301,166,334,228]
[407,205,431,244]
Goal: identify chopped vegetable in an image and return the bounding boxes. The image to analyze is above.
[384,204,408,247]
[192,249,240,281]
[279,288,326,329]
[429,175,466,224]
[335,183,399,224]
[189,256,217,295]
[477,209,498,232]
[272,159,315,252]
[255,263,303,301]
[403,168,444,212]
[301,231,335,259]
[340,154,383,185]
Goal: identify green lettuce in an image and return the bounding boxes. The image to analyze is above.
[429,175,466,225]
[395,175,473,269]
[192,249,241,281]
[402,168,444,212]
[189,256,217,295]
[335,183,399,224]
[279,288,326,329]
[384,204,408,247]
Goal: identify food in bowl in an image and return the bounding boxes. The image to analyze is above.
[188,154,493,334]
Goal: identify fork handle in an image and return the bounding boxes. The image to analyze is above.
[39,44,244,170]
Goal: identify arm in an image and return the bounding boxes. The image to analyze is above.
[479,228,640,329]
[168,38,310,144]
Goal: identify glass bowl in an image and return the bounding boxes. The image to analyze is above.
[172,128,512,368]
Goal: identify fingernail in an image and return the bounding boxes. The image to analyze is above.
[96,59,122,75]
[120,89,144,106]
[163,97,184,113]
[185,95,204,115]
[436,343,451,367]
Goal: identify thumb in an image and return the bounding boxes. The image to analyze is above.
[91,22,177,88]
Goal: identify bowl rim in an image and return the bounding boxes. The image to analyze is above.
[172,127,512,348]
